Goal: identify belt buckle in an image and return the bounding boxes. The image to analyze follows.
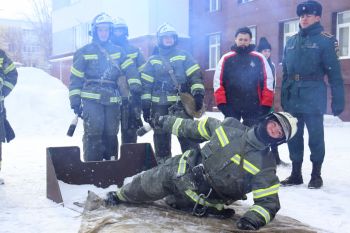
[295,74,300,81]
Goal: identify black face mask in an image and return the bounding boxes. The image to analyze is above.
[254,120,286,146]
[110,35,128,46]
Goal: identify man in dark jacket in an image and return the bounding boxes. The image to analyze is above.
[0,49,18,184]
[280,0,345,189]
[214,27,274,127]
[111,17,145,145]
[69,13,140,161]
[104,112,298,231]
[140,23,205,164]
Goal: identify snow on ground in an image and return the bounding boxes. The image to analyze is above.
[0,67,349,232]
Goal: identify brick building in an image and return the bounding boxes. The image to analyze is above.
[189,0,350,120]
[50,0,350,120]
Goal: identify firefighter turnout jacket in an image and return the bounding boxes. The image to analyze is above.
[140,48,204,109]
[117,115,280,229]
[0,49,18,142]
[69,41,140,107]
[163,116,280,228]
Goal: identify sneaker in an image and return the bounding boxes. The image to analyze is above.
[308,175,323,189]
[280,175,303,186]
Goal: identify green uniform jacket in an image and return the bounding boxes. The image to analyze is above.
[281,22,344,114]
[0,49,18,142]
[163,115,280,228]
[69,41,140,107]
[140,47,205,109]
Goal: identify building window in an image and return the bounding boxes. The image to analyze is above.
[248,26,256,45]
[209,0,221,12]
[209,34,221,69]
[238,0,254,4]
[74,23,90,49]
[283,19,299,48]
[337,10,350,58]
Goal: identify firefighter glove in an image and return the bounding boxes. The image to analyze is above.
[129,84,143,96]
[194,94,204,111]
[153,113,166,129]
[143,108,151,123]
[236,217,259,230]
[72,105,83,117]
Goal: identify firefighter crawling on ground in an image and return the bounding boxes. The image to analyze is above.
[103,111,298,230]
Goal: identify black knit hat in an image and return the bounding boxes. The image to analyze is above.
[297,0,322,17]
[257,37,272,52]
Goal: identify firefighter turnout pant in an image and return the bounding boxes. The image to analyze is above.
[82,100,120,161]
[116,151,224,212]
[121,102,141,144]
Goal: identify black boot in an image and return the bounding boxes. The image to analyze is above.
[104,191,121,206]
[308,163,323,189]
[281,162,303,186]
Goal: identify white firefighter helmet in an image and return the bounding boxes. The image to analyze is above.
[112,17,129,36]
[156,23,178,47]
[92,13,113,28]
[90,13,113,38]
[113,17,128,29]
[272,112,298,141]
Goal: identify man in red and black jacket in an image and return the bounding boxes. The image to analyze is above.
[214,27,274,127]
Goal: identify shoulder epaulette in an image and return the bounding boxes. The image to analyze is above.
[321,32,334,38]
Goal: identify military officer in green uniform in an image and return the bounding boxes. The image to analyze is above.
[280,0,345,189]
[104,112,298,231]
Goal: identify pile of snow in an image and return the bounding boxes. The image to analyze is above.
[0,67,349,233]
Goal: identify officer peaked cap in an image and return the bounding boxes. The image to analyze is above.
[297,0,322,17]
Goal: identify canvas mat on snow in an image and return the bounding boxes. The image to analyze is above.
[78,191,322,233]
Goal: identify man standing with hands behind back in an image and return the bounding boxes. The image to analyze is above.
[280,0,345,189]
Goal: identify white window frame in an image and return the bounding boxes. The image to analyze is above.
[283,19,299,48]
[209,0,220,12]
[208,33,221,70]
[337,10,350,59]
[248,25,256,45]
[74,23,89,50]
[238,0,254,4]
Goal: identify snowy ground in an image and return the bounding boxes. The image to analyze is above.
[0,67,349,233]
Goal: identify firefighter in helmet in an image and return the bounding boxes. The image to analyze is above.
[104,112,298,231]
[69,13,140,161]
[0,49,18,185]
[140,23,205,164]
[111,17,145,144]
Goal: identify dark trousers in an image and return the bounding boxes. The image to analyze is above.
[152,104,200,164]
[287,113,325,164]
[121,102,142,144]
[230,109,262,127]
[82,100,120,161]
